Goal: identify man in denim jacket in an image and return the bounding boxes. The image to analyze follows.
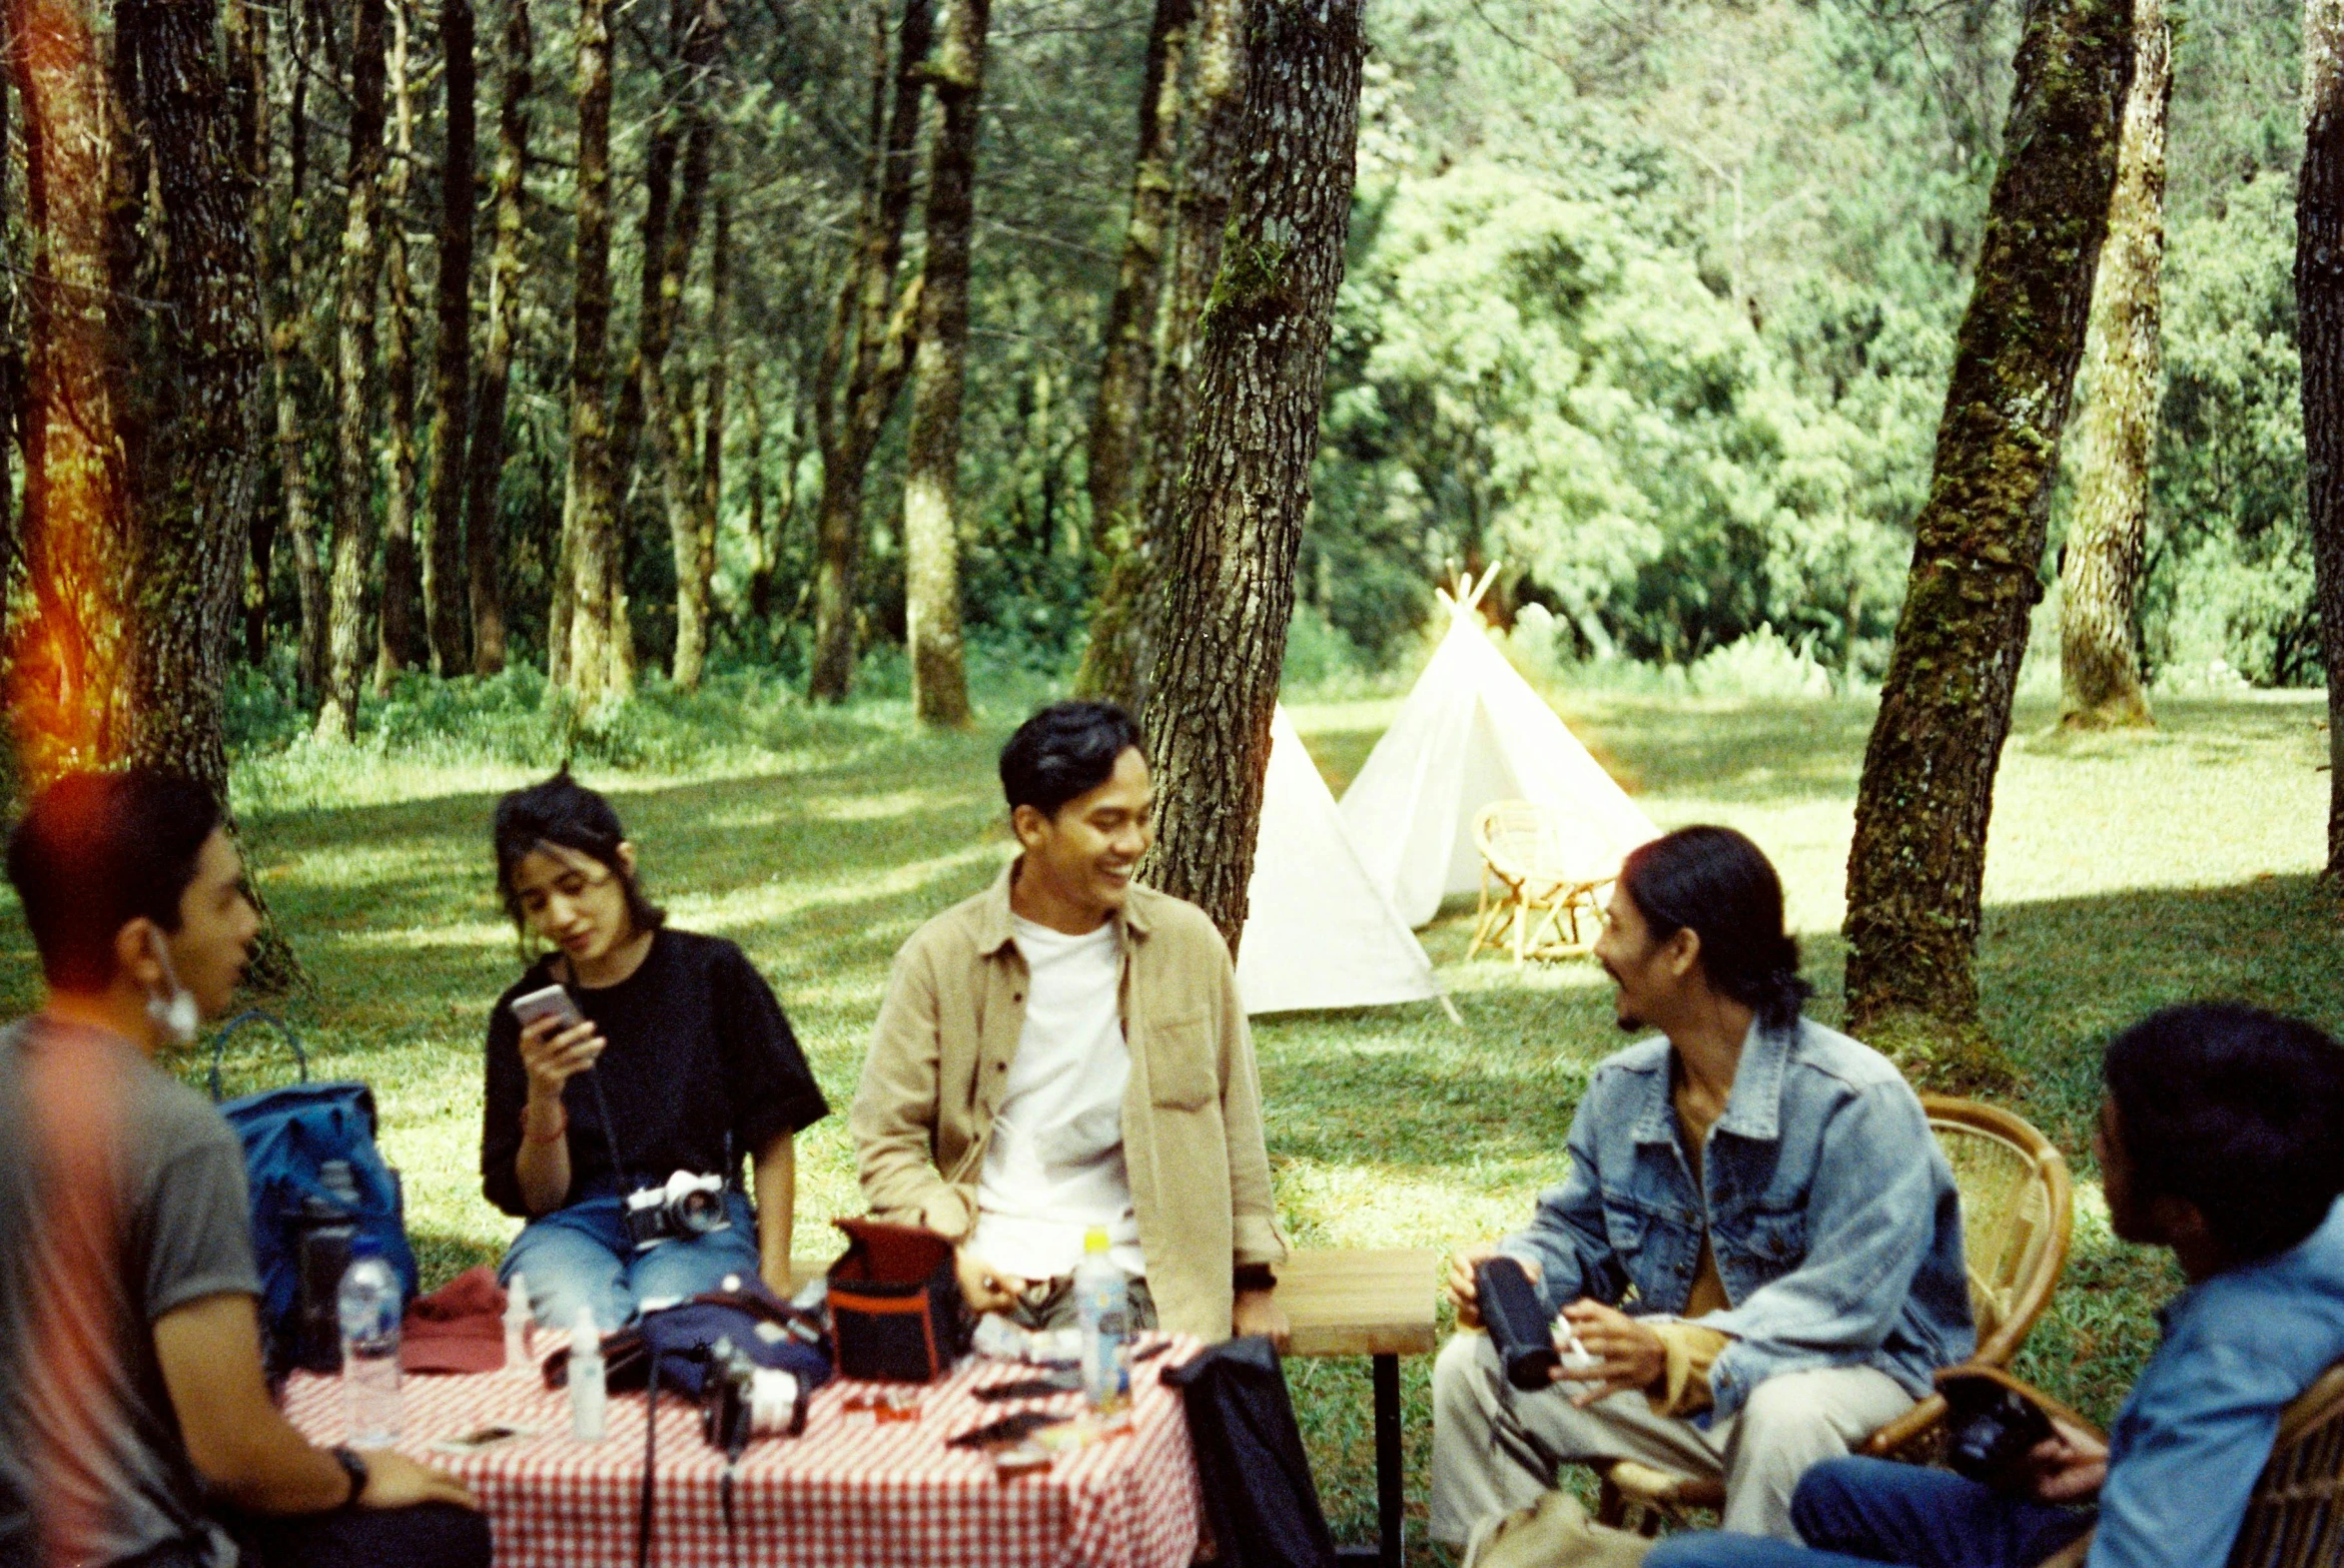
[1431,827,1973,1548]
[1645,1002,2344,1568]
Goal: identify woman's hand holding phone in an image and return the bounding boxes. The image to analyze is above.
[511,991,605,1102]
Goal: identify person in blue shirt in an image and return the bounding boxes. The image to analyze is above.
[1647,1000,2344,1568]
[1431,827,1974,1548]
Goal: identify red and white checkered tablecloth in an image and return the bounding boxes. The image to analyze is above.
[284,1336,1205,1568]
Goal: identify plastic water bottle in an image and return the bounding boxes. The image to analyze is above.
[502,1270,533,1374]
[1074,1226,1130,1413]
[568,1305,606,1442]
[337,1247,402,1446]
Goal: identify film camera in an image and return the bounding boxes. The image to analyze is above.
[700,1336,808,1461]
[623,1170,731,1250]
[1942,1372,2057,1493]
[1475,1255,1563,1391]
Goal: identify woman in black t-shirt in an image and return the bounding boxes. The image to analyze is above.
[480,773,829,1330]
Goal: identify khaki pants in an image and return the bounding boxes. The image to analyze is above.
[1430,1331,1914,1546]
[1011,1273,1160,1334]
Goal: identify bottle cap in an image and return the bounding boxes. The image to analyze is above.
[1084,1226,1109,1254]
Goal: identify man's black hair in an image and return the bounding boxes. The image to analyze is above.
[2104,1002,2344,1264]
[1616,824,1812,1033]
[7,768,223,992]
[490,771,666,943]
[999,701,1145,819]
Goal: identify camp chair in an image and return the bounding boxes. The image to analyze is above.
[1468,800,1610,964]
[1596,1095,2075,1532]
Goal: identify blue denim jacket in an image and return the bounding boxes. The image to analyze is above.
[1498,1016,1974,1421]
[2087,1194,2344,1568]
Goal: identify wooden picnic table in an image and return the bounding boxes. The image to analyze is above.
[1280,1248,1441,1568]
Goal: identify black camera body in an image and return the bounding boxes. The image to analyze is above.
[699,1337,807,1462]
[1943,1377,2055,1493]
[623,1170,730,1250]
[1476,1255,1562,1391]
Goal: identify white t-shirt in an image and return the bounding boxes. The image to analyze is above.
[970,916,1147,1280]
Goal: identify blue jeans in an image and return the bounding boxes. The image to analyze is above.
[1645,1458,2095,1568]
[497,1189,762,1331]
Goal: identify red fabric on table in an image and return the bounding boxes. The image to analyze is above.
[401,1264,509,1375]
[285,1333,1205,1568]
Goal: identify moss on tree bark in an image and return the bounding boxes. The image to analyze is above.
[1842,0,2133,1087]
[1138,0,1364,953]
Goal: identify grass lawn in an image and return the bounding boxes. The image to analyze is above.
[1,684,2333,1561]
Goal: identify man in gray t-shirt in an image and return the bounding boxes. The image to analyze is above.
[0,1016,269,1565]
[0,770,485,1568]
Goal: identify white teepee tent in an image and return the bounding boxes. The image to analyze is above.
[1234,706,1457,1019]
[1338,569,1661,928]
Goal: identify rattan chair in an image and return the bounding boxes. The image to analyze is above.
[1598,1095,2075,1532]
[1468,800,1610,964]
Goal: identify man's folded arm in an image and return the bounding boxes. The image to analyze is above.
[154,1292,356,1515]
[848,945,972,1237]
[1501,1105,1620,1316]
[1215,956,1288,1268]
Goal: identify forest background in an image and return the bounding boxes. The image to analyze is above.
[0,0,2301,727]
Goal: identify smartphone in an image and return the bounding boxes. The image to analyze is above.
[508,983,585,1033]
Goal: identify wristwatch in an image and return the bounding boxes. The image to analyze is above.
[328,1444,370,1509]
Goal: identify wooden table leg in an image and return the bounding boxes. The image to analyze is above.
[1336,1353,1405,1568]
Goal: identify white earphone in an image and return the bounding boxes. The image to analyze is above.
[146,931,200,1045]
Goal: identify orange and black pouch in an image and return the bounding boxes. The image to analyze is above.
[827,1217,970,1383]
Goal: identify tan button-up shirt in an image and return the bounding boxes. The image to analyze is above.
[849,861,1288,1340]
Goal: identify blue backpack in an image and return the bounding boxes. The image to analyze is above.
[208,1012,417,1375]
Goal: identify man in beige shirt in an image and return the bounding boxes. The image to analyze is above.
[850,701,1288,1344]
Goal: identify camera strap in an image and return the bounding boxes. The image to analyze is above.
[586,1067,645,1197]
[634,1364,659,1568]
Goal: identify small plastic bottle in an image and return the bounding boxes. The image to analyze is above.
[1074,1226,1130,1413]
[568,1305,606,1442]
[337,1245,402,1446]
[502,1271,533,1373]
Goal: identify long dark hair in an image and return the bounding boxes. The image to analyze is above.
[490,772,666,953]
[1617,825,1811,1033]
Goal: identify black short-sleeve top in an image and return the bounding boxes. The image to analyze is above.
[480,929,830,1218]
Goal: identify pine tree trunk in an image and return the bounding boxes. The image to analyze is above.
[316,0,391,740]
[903,0,988,729]
[670,183,727,689]
[2059,0,2167,731]
[744,371,773,623]
[2305,0,2344,874]
[423,0,476,674]
[1137,0,1364,954]
[276,4,329,696]
[1084,0,1189,558]
[808,0,932,704]
[7,0,265,801]
[375,0,422,694]
[638,0,720,687]
[227,0,274,667]
[463,0,526,673]
[1076,0,1246,714]
[556,0,624,697]
[1841,0,2132,1079]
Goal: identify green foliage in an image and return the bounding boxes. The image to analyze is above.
[1315,162,1911,668]
[2142,172,2315,685]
